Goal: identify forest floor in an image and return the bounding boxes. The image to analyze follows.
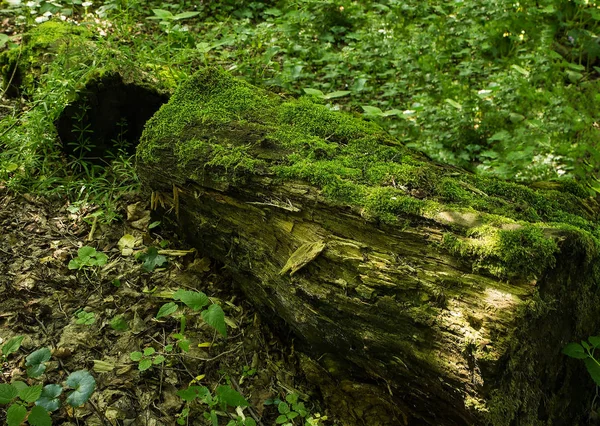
[0,187,331,425]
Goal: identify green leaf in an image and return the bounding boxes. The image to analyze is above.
[0,383,18,404]
[110,316,128,331]
[173,290,209,311]
[173,11,200,20]
[138,359,153,371]
[509,113,525,123]
[26,347,51,378]
[156,302,178,319]
[444,99,462,110]
[582,340,591,351]
[276,415,288,424]
[216,386,249,407]
[589,336,600,348]
[361,105,383,116]
[287,412,299,420]
[2,335,24,357]
[94,252,108,266]
[177,339,190,352]
[140,247,168,272]
[382,109,402,117]
[130,352,143,361]
[6,403,27,426]
[285,394,298,404]
[19,384,43,403]
[563,342,587,359]
[511,64,530,77]
[36,384,62,412]
[278,402,290,414]
[68,259,82,270]
[585,357,600,386]
[202,304,227,337]
[303,88,324,97]
[0,34,9,49]
[28,405,52,426]
[177,386,209,402]
[152,9,173,19]
[153,355,165,365]
[65,370,96,407]
[148,221,161,230]
[143,347,156,356]
[78,246,96,260]
[323,91,351,100]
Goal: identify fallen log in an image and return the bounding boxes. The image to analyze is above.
[137,67,600,425]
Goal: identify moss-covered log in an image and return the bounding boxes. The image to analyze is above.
[137,68,600,425]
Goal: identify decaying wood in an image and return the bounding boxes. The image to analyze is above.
[137,68,600,425]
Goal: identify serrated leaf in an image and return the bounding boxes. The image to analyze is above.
[216,386,249,407]
[28,405,52,426]
[153,355,165,365]
[130,352,143,361]
[177,339,190,352]
[19,384,43,403]
[6,403,27,426]
[202,304,227,337]
[276,414,288,424]
[143,347,156,356]
[156,302,178,319]
[2,335,24,357]
[278,401,290,414]
[324,90,351,100]
[35,384,62,412]
[26,347,51,378]
[563,342,587,359]
[65,370,96,407]
[138,359,153,371]
[361,105,383,115]
[173,290,209,311]
[0,383,18,404]
[303,88,324,97]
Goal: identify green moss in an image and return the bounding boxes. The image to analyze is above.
[139,67,599,280]
[0,21,91,94]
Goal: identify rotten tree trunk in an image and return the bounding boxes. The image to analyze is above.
[137,68,600,425]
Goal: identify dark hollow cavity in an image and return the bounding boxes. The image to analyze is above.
[56,73,169,164]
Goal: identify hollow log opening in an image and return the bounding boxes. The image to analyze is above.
[56,73,168,164]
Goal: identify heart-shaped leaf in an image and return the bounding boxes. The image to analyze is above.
[65,370,96,407]
[26,347,52,378]
[216,385,249,407]
[201,304,227,337]
[36,384,62,412]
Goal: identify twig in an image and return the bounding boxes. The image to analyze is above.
[230,376,264,426]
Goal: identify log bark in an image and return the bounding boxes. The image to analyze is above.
[137,67,600,425]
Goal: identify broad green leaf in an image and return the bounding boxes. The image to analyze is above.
[582,340,591,351]
[511,64,530,77]
[264,8,282,16]
[589,336,600,348]
[130,352,143,361]
[177,386,209,402]
[36,384,62,412]
[509,113,525,123]
[68,259,82,270]
[138,359,152,371]
[65,370,96,407]
[287,412,299,420]
[94,252,108,266]
[177,339,190,352]
[0,34,9,49]
[563,342,587,359]
[285,394,298,404]
[488,130,510,142]
[2,335,24,357]
[11,382,27,392]
[173,11,200,20]
[152,9,173,19]
[153,355,165,365]
[28,405,52,426]
[444,99,462,110]
[174,290,209,311]
[323,90,351,100]
[156,302,178,319]
[202,304,227,337]
[303,88,324,97]
[276,415,288,424]
[585,357,600,386]
[361,105,383,115]
[278,401,290,414]
[78,246,96,260]
[19,384,43,403]
[26,347,51,378]
[382,109,402,117]
[216,386,249,407]
[110,316,128,331]
[143,347,156,356]
[244,419,257,426]
[0,383,18,404]
[6,403,27,426]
